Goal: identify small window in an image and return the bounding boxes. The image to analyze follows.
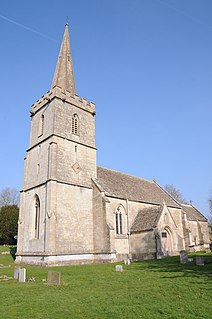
[162,232,167,238]
[72,114,79,135]
[37,164,40,175]
[35,195,40,239]
[38,114,44,137]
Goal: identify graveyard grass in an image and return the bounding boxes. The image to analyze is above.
[0,247,211,319]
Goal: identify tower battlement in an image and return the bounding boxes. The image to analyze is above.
[31,86,95,116]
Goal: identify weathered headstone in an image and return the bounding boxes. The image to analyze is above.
[196,256,204,266]
[14,268,20,280]
[124,259,130,265]
[179,250,188,263]
[115,265,123,272]
[18,268,26,282]
[48,271,61,285]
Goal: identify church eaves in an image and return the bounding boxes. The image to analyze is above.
[51,23,76,95]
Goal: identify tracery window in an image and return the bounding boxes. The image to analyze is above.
[115,206,123,235]
[72,113,79,135]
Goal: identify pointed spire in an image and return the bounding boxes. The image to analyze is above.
[51,23,76,95]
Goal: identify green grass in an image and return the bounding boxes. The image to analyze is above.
[0,247,212,319]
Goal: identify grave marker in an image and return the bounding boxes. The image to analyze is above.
[14,268,20,280]
[48,271,61,285]
[196,256,204,266]
[18,268,26,282]
[179,250,188,263]
[115,265,123,272]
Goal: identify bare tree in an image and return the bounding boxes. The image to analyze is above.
[164,184,187,204]
[0,187,20,207]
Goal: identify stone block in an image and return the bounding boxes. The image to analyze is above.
[124,259,130,265]
[48,271,61,285]
[115,265,123,272]
[14,268,20,280]
[196,256,204,266]
[180,250,188,263]
[18,268,26,282]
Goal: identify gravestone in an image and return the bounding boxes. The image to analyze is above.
[18,268,26,282]
[124,259,130,265]
[115,265,123,272]
[179,250,188,263]
[48,271,61,285]
[196,256,204,266]
[14,268,20,280]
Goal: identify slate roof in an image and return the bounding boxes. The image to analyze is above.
[96,167,180,208]
[181,204,207,222]
[130,206,162,232]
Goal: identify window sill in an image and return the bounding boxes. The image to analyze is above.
[115,234,128,239]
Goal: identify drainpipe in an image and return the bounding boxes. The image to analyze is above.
[126,199,132,260]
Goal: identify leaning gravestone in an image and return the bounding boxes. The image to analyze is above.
[18,268,26,282]
[180,250,188,263]
[196,256,204,266]
[48,271,61,285]
[115,265,123,272]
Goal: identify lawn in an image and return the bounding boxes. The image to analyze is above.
[0,247,211,319]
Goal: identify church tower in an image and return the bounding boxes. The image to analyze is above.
[16,24,99,265]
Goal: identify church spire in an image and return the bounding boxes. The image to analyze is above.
[51,23,76,95]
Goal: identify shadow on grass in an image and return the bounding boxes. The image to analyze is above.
[9,246,17,261]
[131,253,212,280]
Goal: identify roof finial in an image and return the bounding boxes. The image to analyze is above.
[66,16,69,26]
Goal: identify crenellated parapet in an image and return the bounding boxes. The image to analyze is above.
[30,86,96,116]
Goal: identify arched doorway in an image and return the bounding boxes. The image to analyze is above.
[161,228,172,256]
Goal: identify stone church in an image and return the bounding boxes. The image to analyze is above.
[16,24,210,266]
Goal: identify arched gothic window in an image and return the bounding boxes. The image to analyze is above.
[35,195,40,239]
[115,206,124,235]
[72,113,79,135]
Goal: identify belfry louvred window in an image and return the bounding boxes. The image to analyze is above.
[72,114,79,135]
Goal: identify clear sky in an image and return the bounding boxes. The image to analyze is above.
[0,0,211,217]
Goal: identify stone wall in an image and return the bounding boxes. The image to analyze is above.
[92,182,111,254]
[131,231,156,260]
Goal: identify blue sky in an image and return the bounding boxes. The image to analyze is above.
[0,0,211,217]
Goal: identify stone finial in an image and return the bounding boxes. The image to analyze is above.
[51,24,76,96]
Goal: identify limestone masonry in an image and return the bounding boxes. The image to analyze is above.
[16,24,210,266]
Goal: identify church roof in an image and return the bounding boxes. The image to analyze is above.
[130,206,162,232]
[181,204,207,222]
[96,167,180,208]
[51,23,76,95]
